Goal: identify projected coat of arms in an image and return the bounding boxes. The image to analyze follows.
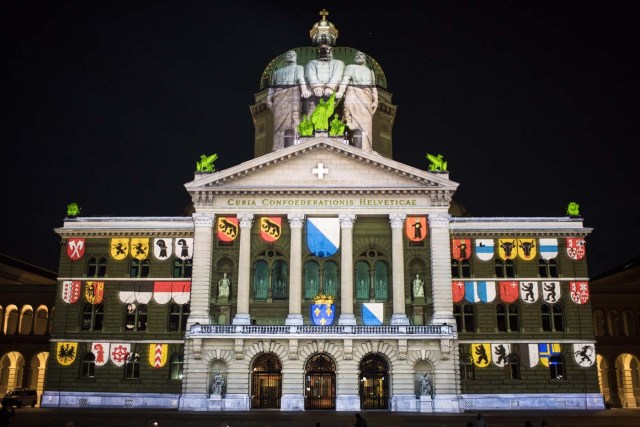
[311,294,335,326]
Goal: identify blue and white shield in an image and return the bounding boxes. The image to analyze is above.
[475,239,494,261]
[311,303,335,326]
[539,238,558,260]
[306,218,340,258]
[464,281,496,303]
[362,303,383,325]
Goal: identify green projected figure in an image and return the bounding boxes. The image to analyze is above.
[310,92,336,131]
[426,153,448,171]
[196,153,218,172]
[66,202,81,217]
[329,114,345,136]
[298,114,314,136]
[566,202,580,216]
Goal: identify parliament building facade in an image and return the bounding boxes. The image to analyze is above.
[42,12,604,412]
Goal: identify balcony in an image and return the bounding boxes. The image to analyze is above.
[189,324,453,338]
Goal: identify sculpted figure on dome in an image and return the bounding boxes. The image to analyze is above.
[336,51,378,153]
[304,44,345,117]
[267,50,312,151]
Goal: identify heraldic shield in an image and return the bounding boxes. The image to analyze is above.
[311,295,335,326]
[67,238,85,260]
[56,342,78,366]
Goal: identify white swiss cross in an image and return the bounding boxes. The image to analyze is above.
[312,162,329,179]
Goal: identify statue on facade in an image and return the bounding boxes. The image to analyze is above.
[413,274,425,298]
[267,50,312,151]
[419,373,433,397]
[426,153,447,172]
[566,201,580,217]
[196,153,218,172]
[66,202,81,217]
[212,371,225,396]
[218,273,230,298]
[329,113,346,136]
[310,92,336,131]
[304,43,344,117]
[298,114,314,136]
[336,50,378,152]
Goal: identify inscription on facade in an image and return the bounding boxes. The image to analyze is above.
[226,198,418,207]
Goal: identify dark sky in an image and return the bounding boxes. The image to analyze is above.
[2,1,639,277]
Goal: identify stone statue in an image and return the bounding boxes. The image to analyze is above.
[329,114,345,136]
[413,274,425,298]
[426,153,447,172]
[304,44,344,117]
[66,202,81,217]
[336,51,378,152]
[566,201,580,216]
[212,371,225,396]
[196,153,218,172]
[218,273,230,298]
[310,92,336,131]
[419,373,433,397]
[267,50,312,150]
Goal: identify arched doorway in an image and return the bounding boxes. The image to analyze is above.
[359,354,389,410]
[251,353,282,409]
[305,353,336,409]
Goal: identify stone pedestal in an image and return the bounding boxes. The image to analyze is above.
[208,394,223,411]
[419,395,434,412]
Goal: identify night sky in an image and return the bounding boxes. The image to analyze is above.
[2,1,639,278]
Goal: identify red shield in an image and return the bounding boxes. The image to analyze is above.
[499,281,519,303]
[217,217,238,242]
[260,217,282,242]
[67,238,85,260]
[452,239,471,260]
[570,281,590,304]
[452,281,465,303]
[405,217,427,241]
[62,280,81,303]
[566,238,586,260]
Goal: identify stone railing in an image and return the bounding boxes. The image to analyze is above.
[189,323,453,337]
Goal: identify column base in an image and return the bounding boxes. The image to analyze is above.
[232,313,251,325]
[338,314,357,325]
[285,314,303,325]
[391,314,410,325]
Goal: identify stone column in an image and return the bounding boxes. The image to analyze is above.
[389,213,409,325]
[607,366,621,407]
[338,214,356,325]
[233,214,254,325]
[429,214,455,325]
[187,213,215,327]
[286,213,305,325]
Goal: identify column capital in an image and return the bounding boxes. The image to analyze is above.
[339,213,357,229]
[287,213,305,228]
[388,213,407,229]
[428,214,451,228]
[193,213,215,227]
[237,213,254,228]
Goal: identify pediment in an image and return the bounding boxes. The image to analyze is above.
[185,137,458,197]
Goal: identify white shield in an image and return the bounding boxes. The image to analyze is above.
[542,281,561,303]
[92,342,110,367]
[175,238,193,259]
[519,281,539,303]
[110,343,131,367]
[492,343,511,367]
[539,238,558,260]
[475,239,494,261]
[154,238,172,260]
[573,343,596,367]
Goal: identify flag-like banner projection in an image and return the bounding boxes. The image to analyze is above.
[154,238,173,260]
[110,343,131,367]
[307,218,340,257]
[175,237,193,259]
[475,239,494,261]
[131,238,150,260]
[525,344,539,368]
[471,343,491,368]
[570,281,590,304]
[492,343,511,367]
[217,217,238,242]
[56,342,78,366]
[498,239,518,260]
[405,217,427,241]
[519,281,539,303]
[464,281,496,303]
[84,281,104,304]
[542,281,561,303]
[149,344,168,368]
[539,238,558,260]
[452,281,465,303]
[362,303,383,325]
[111,238,129,260]
[566,237,586,260]
[119,282,153,304]
[151,281,192,304]
[573,343,596,367]
[311,295,335,326]
[62,280,81,304]
[452,239,471,261]
[538,343,562,367]
[92,342,110,367]
[517,238,537,261]
[260,217,282,242]
[67,238,85,260]
[499,281,519,303]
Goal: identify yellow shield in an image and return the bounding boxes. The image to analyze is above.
[498,238,518,260]
[517,238,537,261]
[56,342,78,366]
[131,238,150,260]
[149,344,168,368]
[111,238,129,260]
[471,343,491,368]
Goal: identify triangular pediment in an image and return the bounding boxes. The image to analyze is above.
[185,137,458,197]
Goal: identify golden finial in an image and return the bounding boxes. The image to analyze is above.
[319,9,329,21]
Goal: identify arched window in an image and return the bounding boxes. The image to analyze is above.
[33,307,49,335]
[168,303,190,332]
[506,354,520,380]
[495,259,515,278]
[607,309,621,336]
[304,261,320,299]
[538,258,559,278]
[454,303,475,332]
[373,261,388,300]
[80,353,96,378]
[495,259,505,278]
[124,303,147,332]
[271,260,288,299]
[124,353,141,379]
[541,303,564,332]
[622,309,637,336]
[549,355,565,380]
[452,259,471,278]
[355,261,370,300]
[354,249,389,301]
[254,260,269,300]
[496,303,520,332]
[169,353,184,380]
[593,309,606,336]
[253,250,288,300]
[4,306,19,335]
[173,258,193,278]
[323,261,338,298]
[81,304,104,331]
[460,353,474,381]
[130,258,150,278]
[87,257,108,277]
[19,306,34,335]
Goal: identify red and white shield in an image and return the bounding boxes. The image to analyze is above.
[92,342,110,366]
[110,343,131,367]
[452,281,465,303]
[570,281,590,304]
[499,281,519,303]
[566,238,586,260]
[62,280,81,303]
[67,238,85,260]
[260,217,282,242]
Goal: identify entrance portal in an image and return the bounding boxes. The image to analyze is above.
[359,354,389,409]
[304,353,336,410]
[251,353,282,409]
